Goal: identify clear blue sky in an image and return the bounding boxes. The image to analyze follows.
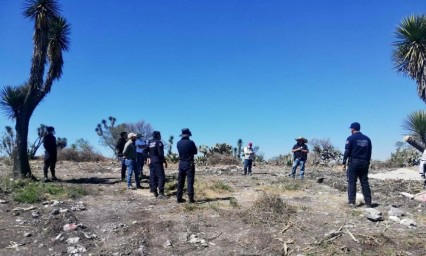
[0,0,425,160]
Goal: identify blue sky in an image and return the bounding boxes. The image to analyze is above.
[0,0,425,160]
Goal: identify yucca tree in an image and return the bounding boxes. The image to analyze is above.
[0,0,70,177]
[402,110,426,152]
[393,15,426,102]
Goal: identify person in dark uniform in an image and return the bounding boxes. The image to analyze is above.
[144,131,167,199]
[176,128,198,203]
[342,122,372,208]
[290,137,309,179]
[43,126,58,182]
[115,132,128,181]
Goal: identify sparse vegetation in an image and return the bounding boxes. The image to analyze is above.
[0,176,88,203]
[57,138,104,162]
[210,180,233,192]
[243,193,296,226]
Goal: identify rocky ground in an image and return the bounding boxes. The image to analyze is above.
[0,160,425,256]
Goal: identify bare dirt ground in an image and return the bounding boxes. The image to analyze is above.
[0,160,425,256]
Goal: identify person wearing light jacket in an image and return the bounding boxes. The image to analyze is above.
[243,142,255,175]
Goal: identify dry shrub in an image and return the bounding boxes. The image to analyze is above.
[57,148,104,162]
[206,153,238,166]
[243,193,296,226]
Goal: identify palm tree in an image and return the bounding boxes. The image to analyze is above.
[393,15,426,102]
[402,110,426,152]
[0,0,70,177]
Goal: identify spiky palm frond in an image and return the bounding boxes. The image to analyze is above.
[393,15,426,102]
[23,0,60,21]
[402,110,426,145]
[44,16,70,93]
[0,85,30,119]
[24,0,62,89]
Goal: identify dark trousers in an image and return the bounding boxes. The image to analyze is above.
[347,159,372,205]
[120,157,127,180]
[43,153,57,178]
[177,161,195,199]
[150,163,165,193]
[243,159,252,175]
[136,153,145,177]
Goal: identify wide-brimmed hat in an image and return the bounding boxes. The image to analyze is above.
[127,133,137,139]
[295,137,308,143]
[180,128,192,137]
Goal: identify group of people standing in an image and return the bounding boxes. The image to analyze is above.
[115,128,197,203]
[289,122,373,208]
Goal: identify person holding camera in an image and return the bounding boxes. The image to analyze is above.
[290,137,309,179]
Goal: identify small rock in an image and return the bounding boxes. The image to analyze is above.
[389,216,401,222]
[163,240,172,248]
[132,221,138,225]
[400,219,417,228]
[41,201,50,205]
[67,245,87,254]
[54,233,63,241]
[365,208,383,221]
[388,206,405,217]
[63,223,78,231]
[59,208,68,213]
[52,209,60,215]
[32,211,40,218]
[13,212,20,216]
[83,232,97,239]
[24,232,32,237]
[52,200,60,206]
[66,237,80,244]
[0,199,8,204]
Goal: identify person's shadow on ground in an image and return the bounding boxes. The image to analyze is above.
[64,177,121,185]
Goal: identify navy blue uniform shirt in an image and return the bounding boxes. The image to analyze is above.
[144,139,165,164]
[177,137,197,162]
[343,132,372,164]
[292,144,308,160]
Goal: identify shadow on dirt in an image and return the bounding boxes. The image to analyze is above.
[64,177,121,185]
[197,197,234,204]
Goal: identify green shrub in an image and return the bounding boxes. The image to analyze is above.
[210,181,233,192]
[229,197,239,208]
[11,181,88,203]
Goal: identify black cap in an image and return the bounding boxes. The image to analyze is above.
[180,128,192,137]
[349,122,361,131]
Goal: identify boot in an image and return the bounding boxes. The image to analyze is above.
[177,198,186,203]
[157,190,168,199]
[188,195,195,204]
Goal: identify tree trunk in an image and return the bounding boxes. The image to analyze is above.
[13,113,32,178]
[405,138,425,153]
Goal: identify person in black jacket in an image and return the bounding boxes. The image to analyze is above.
[144,131,167,199]
[342,122,372,208]
[176,128,198,203]
[115,132,128,181]
[43,126,58,182]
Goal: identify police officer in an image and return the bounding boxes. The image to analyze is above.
[43,126,58,182]
[342,122,372,208]
[144,131,167,199]
[176,128,198,203]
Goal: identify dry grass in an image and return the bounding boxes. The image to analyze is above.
[242,193,296,226]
